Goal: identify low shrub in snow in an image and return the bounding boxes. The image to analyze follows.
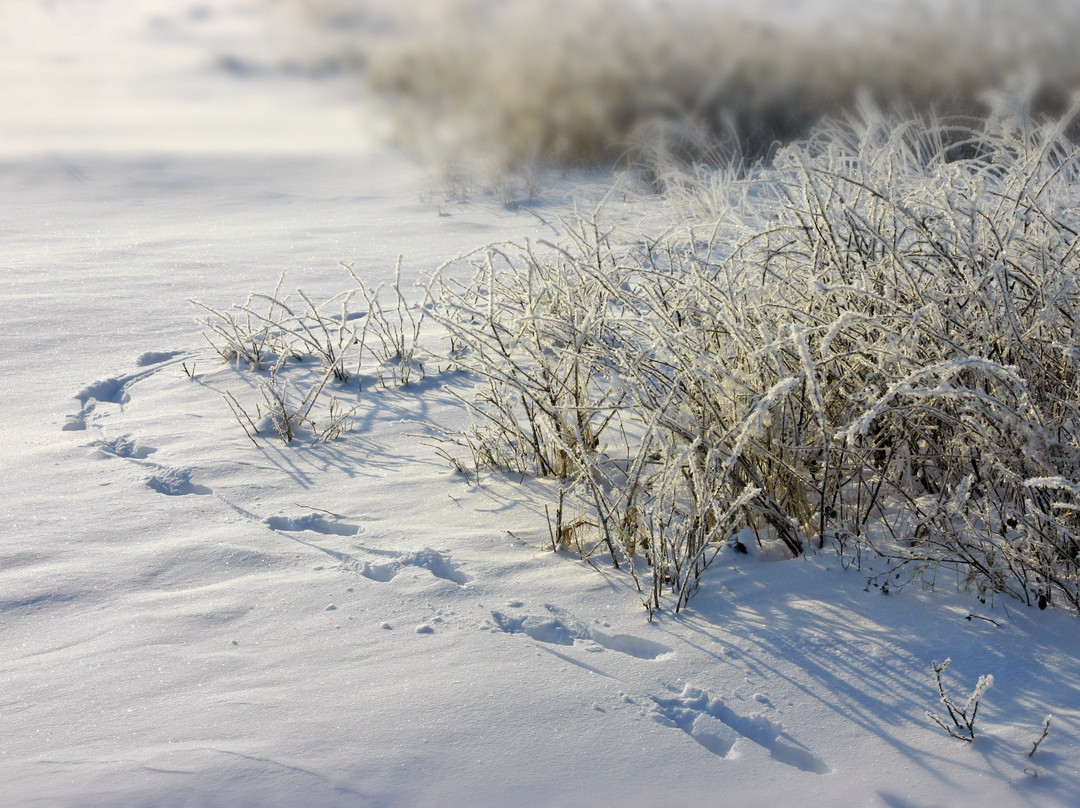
[431,97,1080,615]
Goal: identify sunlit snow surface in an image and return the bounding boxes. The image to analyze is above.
[2,1,1080,806]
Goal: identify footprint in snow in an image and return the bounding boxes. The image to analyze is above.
[488,603,672,660]
[90,432,210,497]
[351,548,471,587]
[94,434,157,460]
[65,376,134,430]
[86,419,210,494]
[65,353,181,431]
[146,467,212,496]
[264,514,362,538]
[263,518,470,587]
[650,685,829,774]
[262,516,467,586]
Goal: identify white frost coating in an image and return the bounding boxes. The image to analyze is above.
[840,357,1029,444]
[724,375,803,474]
[1025,477,1080,497]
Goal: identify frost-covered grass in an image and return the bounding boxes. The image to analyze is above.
[432,99,1080,615]
[205,96,1080,618]
[284,0,1080,174]
[193,263,431,445]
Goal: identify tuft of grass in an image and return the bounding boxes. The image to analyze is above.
[194,265,427,445]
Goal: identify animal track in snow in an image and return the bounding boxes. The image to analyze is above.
[650,686,829,774]
[489,603,672,660]
[95,434,157,460]
[90,431,210,497]
[146,467,212,496]
[261,515,466,586]
[65,376,132,430]
[65,359,175,431]
[76,376,133,406]
[590,629,673,660]
[351,548,471,586]
[490,610,575,645]
[264,514,362,537]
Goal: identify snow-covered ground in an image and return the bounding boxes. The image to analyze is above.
[3,1,1079,806]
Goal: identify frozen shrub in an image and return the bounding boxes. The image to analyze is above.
[432,96,1080,614]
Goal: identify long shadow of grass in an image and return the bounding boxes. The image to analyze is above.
[661,554,1080,798]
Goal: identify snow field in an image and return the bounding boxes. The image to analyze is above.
[3,1,1080,806]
